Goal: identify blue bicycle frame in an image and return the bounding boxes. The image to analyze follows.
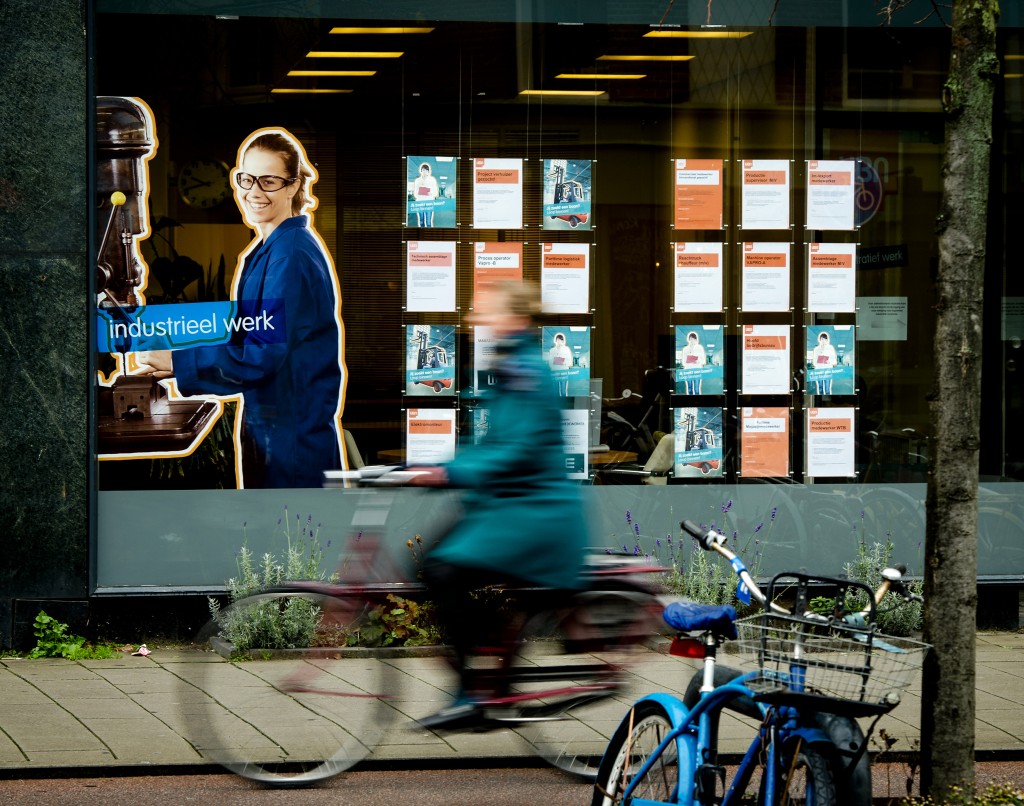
[619,671,832,806]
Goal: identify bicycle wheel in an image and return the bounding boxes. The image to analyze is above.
[590,700,679,806]
[179,591,395,786]
[759,742,837,806]
[508,590,663,781]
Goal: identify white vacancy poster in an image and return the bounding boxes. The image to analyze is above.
[541,242,590,314]
[406,408,457,464]
[741,159,790,230]
[856,297,908,342]
[406,241,456,312]
[561,409,589,480]
[806,407,856,478]
[473,325,500,395]
[806,160,856,231]
[473,157,523,229]
[807,242,857,313]
[742,242,790,312]
[741,324,791,395]
[673,242,723,312]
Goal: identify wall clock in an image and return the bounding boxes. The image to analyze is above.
[178,158,231,209]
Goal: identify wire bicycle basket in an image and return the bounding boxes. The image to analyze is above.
[734,612,930,717]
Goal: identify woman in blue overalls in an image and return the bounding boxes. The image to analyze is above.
[136,130,345,488]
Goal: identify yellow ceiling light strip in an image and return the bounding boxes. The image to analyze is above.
[272,88,354,94]
[597,54,695,62]
[643,30,753,39]
[519,90,606,97]
[556,73,646,80]
[306,51,404,58]
[288,70,377,77]
[329,27,434,34]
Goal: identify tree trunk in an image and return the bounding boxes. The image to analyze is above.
[921,0,999,798]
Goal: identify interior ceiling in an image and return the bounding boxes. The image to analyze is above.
[98,14,705,107]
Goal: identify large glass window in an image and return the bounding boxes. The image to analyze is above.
[91,6,1024,590]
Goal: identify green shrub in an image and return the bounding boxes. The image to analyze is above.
[28,611,118,660]
[905,781,1024,805]
[209,509,331,651]
[842,539,923,636]
[341,594,443,648]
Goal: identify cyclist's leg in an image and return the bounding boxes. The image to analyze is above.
[417,560,522,727]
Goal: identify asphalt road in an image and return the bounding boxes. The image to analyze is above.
[0,767,593,805]
[1,763,1022,805]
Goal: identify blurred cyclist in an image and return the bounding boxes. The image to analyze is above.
[407,280,588,729]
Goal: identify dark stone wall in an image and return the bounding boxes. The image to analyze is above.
[0,0,89,647]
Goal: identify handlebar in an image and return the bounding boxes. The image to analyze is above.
[323,465,431,487]
[679,519,922,623]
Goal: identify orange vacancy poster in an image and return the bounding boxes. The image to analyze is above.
[741,407,790,478]
[473,157,523,229]
[741,242,791,312]
[673,242,723,312]
[807,242,857,312]
[406,241,457,312]
[741,159,790,230]
[473,242,523,303]
[805,407,856,477]
[541,242,590,313]
[806,160,856,231]
[674,159,723,230]
[741,324,790,395]
[406,408,456,464]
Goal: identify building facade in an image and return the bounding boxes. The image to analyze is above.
[2,0,1022,646]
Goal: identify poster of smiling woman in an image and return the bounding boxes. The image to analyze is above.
[805,325,855,395]
[98,111,348,489]
[407,156,457,228]
[675,324,724,394]
[542,326,591,397]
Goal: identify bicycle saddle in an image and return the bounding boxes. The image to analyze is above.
[662,601,738,639]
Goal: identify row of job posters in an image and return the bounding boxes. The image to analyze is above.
[673,324,855,397]
[406,156,593,231]
[674,158,858,315]
[673,241,858,314]
[674,158,857,232]
[668,324,856,479]
[671,405,856,479]
[406,241,591,314]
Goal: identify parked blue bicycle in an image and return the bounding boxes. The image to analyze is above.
[591,519,929,806]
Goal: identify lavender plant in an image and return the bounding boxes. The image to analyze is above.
[209,508,332,651]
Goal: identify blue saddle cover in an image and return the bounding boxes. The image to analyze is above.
[663,601,738,639]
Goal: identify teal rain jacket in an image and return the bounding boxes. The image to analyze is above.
[430,329,588,590]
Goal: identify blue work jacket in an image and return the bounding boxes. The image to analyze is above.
[174,215,344,488]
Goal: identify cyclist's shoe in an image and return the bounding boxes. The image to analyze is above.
[417,696,483,731]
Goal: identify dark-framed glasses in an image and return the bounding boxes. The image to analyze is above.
[235,172,297,192]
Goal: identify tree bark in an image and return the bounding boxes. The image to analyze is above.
[921,0,999,798]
